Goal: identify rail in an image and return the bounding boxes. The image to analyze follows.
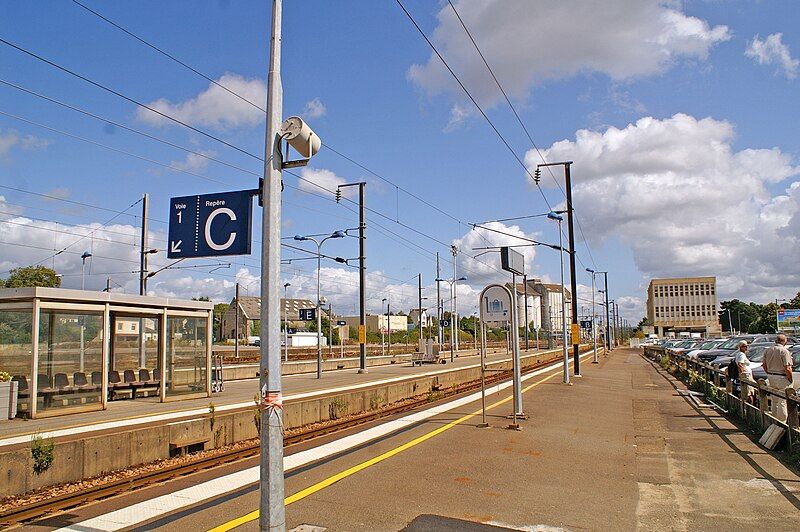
[642,346,800,448]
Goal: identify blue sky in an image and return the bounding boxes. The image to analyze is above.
[1,0,799,322]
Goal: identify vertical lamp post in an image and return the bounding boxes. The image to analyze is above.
[79,251,92,373]
[293,231,345,379]
[436,275,466,362]
[381,297,387,356]
[775,299,787,332]
[283,283,290,362]
[547,211,569,384]
[586,268,599,363]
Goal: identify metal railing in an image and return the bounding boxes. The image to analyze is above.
[643,345,800,448]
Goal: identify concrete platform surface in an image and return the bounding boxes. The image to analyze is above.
[145,348,799,531]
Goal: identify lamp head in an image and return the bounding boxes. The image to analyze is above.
[331,230,346,239]
[293,234,307,241]
[81,251,92,260]
[457,276,467,281]
[546,211,563,222]
[283,282,291,288]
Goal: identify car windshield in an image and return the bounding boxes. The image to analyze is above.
[746,345,769,363]
[698,341,717,350]
[719,337,752,349]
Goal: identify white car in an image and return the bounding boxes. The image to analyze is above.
[686,339,726,359]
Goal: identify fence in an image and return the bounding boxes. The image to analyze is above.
[643,345,800,449]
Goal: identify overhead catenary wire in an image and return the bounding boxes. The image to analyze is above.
[0,78,260,178]
[446,0,598,270]
[2,4,594,300]
[0,37,262,161]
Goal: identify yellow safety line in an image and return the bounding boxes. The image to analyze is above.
[208,371,560,532]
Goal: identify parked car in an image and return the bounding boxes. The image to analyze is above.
[686,339,726,359]
[751,345,800,390]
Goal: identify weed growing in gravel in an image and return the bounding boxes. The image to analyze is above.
[31,434,55,475]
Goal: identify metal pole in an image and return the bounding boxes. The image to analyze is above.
[358,183,367,373]
[283,284,289,362]
[563,163,580,376]
[235,282,240,360]
[523,273,529,350]
[603,272,611,351]
[558,220,569,384]
[387,299,391,356]
[259,0,285,527]
[591,272,598,363]
[436,252,442,346]
[316,241,322,379]
[511,273,523,416]
[328,304,333,358]
[451,245,458,352]
[418,274,423,356]
[449,279,455,363]
[139,193,149,296]
[478,320,488,427]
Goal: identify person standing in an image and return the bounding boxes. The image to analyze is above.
[734,340,754,400]
[762,334,793,422]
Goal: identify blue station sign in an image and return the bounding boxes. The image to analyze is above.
[167,190,254,259]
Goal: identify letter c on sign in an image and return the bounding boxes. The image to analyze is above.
[205,207,237,251]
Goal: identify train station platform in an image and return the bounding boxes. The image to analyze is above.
[111,347,797,531]
[0,344,557,447]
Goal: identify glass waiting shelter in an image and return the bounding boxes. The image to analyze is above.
[0,287,213,418]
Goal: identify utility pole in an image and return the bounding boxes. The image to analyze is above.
[603,272,611,351]
[328,303,333,358]
[259,0,285,528]
[523,272,529,350]
[235,282,240,360]
[339,182,367,373]
[139,193,149,296]
[387,299,391,356]
[538,162,579,375]
[451,245,458,353]
[418,274,423,355]
[587,269,598,363]
[436,252,442,346]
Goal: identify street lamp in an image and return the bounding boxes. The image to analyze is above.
[283,283,291,362]
[381,297,388,357]
[293,230,346,379]
[547,211,569,384]
[586,268,599,364]
[80,251,92,290]
[436,275,467,362]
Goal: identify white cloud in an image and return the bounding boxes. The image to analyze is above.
[302,97,327,119]
[408,0,730,127]
[0,129,50,159]
[136,74,266,130]
[168,149,215,174]
[745,33,798,79]
[297,167,353,198]
[452,221,538,288]
[527,113,800,302]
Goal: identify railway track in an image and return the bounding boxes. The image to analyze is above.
[0,349,584,527]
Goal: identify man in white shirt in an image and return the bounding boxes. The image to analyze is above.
[734,340,753,399]
[762,334,793,422]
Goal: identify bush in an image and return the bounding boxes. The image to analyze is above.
[31,434,55,474]
[0,371,11,382]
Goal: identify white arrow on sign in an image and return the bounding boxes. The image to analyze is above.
[170,240,182,253]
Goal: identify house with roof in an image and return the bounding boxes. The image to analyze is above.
[219,296,323,341]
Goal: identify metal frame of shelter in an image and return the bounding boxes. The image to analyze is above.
[0,287,213,419]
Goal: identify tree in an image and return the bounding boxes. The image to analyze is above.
[2,266,61,288]
[212,303,229,340]
[719,299,759,333]
[749,302,778,333]
[789,291,800,308]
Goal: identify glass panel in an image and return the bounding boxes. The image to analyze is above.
[0,310,33,416]
[38,310,103,414]
[166,316,207,396]
[110,315,161,399]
